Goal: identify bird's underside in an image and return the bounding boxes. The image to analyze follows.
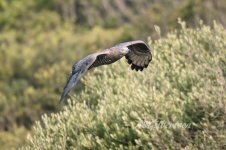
[60,40,152,103]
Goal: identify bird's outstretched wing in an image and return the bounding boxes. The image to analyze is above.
[123,41,152,71]
[60,60,89,103]
[88,52,117,69]
[60,51,113,103]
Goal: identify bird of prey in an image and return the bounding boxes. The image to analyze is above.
[60,40,152,103]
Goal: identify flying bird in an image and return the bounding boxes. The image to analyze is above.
[60,40,152,103]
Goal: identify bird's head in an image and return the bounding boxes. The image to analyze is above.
[120,47,130,54]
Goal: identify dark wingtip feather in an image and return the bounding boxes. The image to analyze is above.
[125,55,132,64]
[127,59,132,64]
[137,66,143,71]
[131,64,135,70]
[130,64,144,72]
[131,64,142,72]
[135,67,139,71]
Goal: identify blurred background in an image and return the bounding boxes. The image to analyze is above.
[0,0,226,149]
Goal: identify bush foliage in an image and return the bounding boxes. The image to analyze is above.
[22,22,226,149]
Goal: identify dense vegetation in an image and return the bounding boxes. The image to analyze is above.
[23,22,226,149]
[0,0,226,149]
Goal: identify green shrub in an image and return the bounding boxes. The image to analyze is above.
[0,127,28,150]
[22,22,226,149]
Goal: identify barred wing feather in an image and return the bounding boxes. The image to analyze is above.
[125,41,152,71]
